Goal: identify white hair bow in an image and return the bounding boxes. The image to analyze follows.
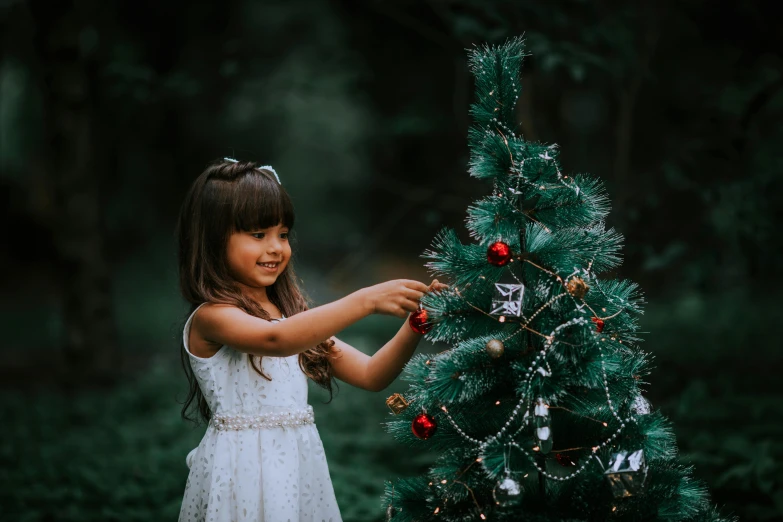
[223,157,282,185]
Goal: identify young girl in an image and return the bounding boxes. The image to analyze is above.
[176,158,445,522]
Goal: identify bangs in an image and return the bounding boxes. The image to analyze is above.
[230,170,295,232]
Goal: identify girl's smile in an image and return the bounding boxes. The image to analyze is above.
[226,223,291,299]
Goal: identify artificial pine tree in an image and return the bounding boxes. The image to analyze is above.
[382,37,732,522]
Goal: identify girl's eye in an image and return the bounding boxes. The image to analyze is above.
[251,232,289,239]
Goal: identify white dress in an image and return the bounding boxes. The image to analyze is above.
[179,303,343,522]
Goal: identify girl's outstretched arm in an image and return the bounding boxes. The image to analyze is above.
[329,280,448,392]
[193,279,430,358]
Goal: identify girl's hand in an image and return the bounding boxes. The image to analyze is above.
[363,279,430,318]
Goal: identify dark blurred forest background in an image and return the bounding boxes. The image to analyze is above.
[1,0,781,520]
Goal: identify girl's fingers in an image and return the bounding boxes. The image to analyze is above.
[403,288,426,302]
[427,279,448,289]
[404,280,430,293]
[400,299,419,313]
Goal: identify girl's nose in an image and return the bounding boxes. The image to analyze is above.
[267,238,282,253]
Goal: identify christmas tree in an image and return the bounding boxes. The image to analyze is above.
[382,38,731,522]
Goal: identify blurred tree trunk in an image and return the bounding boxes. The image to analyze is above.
[31,1,118,385]
[612,5,660,216]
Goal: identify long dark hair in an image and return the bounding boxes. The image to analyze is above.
[176,159,337,424]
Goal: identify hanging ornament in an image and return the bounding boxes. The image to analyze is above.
[630,395,651,415]
[386,484,398,520]
[603,449,648,498]
[555,453,575,467]
[409,307,432,334]
[592,316,605,332]
[566,277,590,299]
[386,393,410,415]
[491,282,525,317]
[487,241,512,266]
[492,470,522,507]
[412,412,437,440]
[534,397,553,454]
[485,339,505,358]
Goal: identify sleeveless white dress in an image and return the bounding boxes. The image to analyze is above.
[178,303,343,522]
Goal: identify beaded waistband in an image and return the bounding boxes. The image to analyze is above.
[211,406,314,431]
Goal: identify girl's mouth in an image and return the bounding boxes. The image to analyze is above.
[258,262,280,272]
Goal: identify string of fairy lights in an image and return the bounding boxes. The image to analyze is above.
[387,46,648,519]
[438,262,635,450]
[419,259,639,517]
[399,146,644,518]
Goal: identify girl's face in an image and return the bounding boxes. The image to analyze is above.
[226,223,291,295]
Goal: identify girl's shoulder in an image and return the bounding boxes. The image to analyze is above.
[186,303,233,359]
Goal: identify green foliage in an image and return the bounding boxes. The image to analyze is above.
[0,363,203,521]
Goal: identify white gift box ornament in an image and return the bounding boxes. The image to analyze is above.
[491,282,525,317]
[604,449,648,498]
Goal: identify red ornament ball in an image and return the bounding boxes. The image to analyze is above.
[487,241,512,266]
[412,413,438,440]
[409,308,433,334]
[592,316,605,333]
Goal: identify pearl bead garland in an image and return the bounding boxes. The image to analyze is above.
[441,316,586,449]
[211,406,314,431]
[437,313,641,484]
[437,45,646,493]
[598,342,622,423]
